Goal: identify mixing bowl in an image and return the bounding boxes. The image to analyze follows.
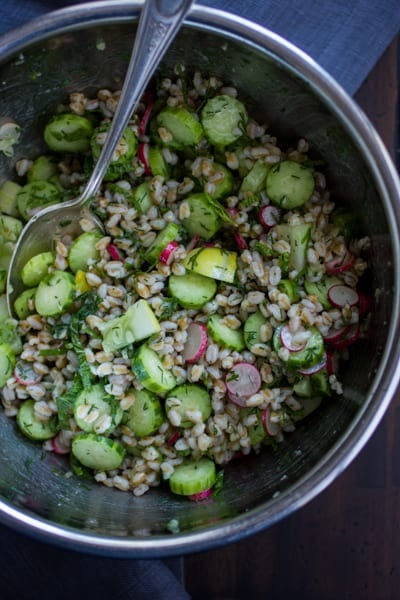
[0,1,399,557]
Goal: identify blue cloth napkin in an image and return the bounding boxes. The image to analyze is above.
[0,1,399,599]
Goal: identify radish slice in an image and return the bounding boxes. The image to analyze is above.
[159,241,179,265]
[14,361,42,386]
[226,362,261,403]
[138,102,154,137]
[323,325,350,344]
[262,407,281,436]
[298,354,327,375]
[326,323,360,349]
[234,231,247,250]
[186,235,200,253]
[328,284,359,308]
[183,322,208,363]
[138,142,151,175]
[188,488,213,501]
[280,325,310,352]
[259,205,281,229]
[51,434,70,455]
[106,243,123,261]
[325,251,354,275]
[326,350,339,375]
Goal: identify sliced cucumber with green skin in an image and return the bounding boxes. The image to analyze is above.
[275,222,312,274]
[273,325,324,370]
[169,457,216,496]
[168,272,217,309]
[71,433,126,471]
[35,270,75,317]
[207,314,245,351]
[244,310,267,349]
[180,192,223,240]
[183,247,237,284]
[132,181,152,214]
[68,231,103,273]
[266,160,315,209]
[156,106,204,148]
[304,276,341,309]
[27,155,58,182]
[148,146,170,178]
[0,180,22,217]
[125,388,164,437]
[74,383,123,434]
[17,180,61,221]
[240,160,271,194]
[0,241,14,272]
[0,342,16,387]
[44,113,94,153]
[21,251,54,287]
[144,222,179,264]
[0,319,22,354]
[91,123,138,181]
[278,278,301,303]
[166,383,211,428]
[17,398,57,441]
[131,344,176,393]
[203,163,234,200]
[14,288,37,320]
[0,214,23,242]
[201,94,248,146]
[100,299,160,353]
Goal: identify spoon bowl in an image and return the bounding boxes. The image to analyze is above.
[6,0,194,316]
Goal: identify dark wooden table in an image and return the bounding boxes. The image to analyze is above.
[184,36,399,600]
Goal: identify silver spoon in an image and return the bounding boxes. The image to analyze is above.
[6,0,194,315]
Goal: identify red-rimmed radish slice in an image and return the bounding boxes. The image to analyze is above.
[106,243,124,261]
[183,322,208,363]
[358,290,372,318]
[262,407,281,436]
[137,142,151,175]
[259,205,281,229]
[51,434,70,455]
[14,360,42,386]
[327,284,359,307]
[280,325,310,352]
[186,235,200,253]
[298,354,327,376]
[324,323,360,349]
[226,362,261,402]
[325,251,354,275]
[234,231,247,250]
[166,430,181,447]
[188,488,213,501]
[159,241,179,265]
[326,350,339,375]
[138,102,154,137]
[323,325,349,344]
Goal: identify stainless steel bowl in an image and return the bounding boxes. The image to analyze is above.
[1,1,399,557]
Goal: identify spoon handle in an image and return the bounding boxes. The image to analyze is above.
[79,0,194,206]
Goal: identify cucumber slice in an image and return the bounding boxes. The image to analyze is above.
[0,180,22,217]
[0,318,22,354]
[17,180,61,221]
[184,247,237,284]
[202,163,234,200]
[125,388,164,437]
[71,433,126,471]
[156,106,204,148]
[304,276,341,309]
[100,299,160,353]
[90,123,138,181]
[273,325,324,370]
[166,383,211,428]
[278,278,301,303]
[17,398,57,441]
[180,193,222,240]
[240,159,271,194]
[144,222,179,264]
[169,457,216,496]
[207,314,245,351]
[27,155,58,182]
[244,310,267,349]
[266,160,315,209]
[14,288,37,319]
[132,181,152,214]
[68,231,103,273]
[168,272,217,309]
[21,251,54,287]
[201,94,248,146]
[0,241,13,271]
[35,270,75,317]
[131,344,176,393]
[0,294,8,320]
[148,146,170,178]
[44,113,94,153]
[74,383,123,434]
[0,341,16,387]
[0,214,23,242]
[275,223,312,274]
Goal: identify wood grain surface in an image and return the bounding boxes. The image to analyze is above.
[184,36,399,600]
